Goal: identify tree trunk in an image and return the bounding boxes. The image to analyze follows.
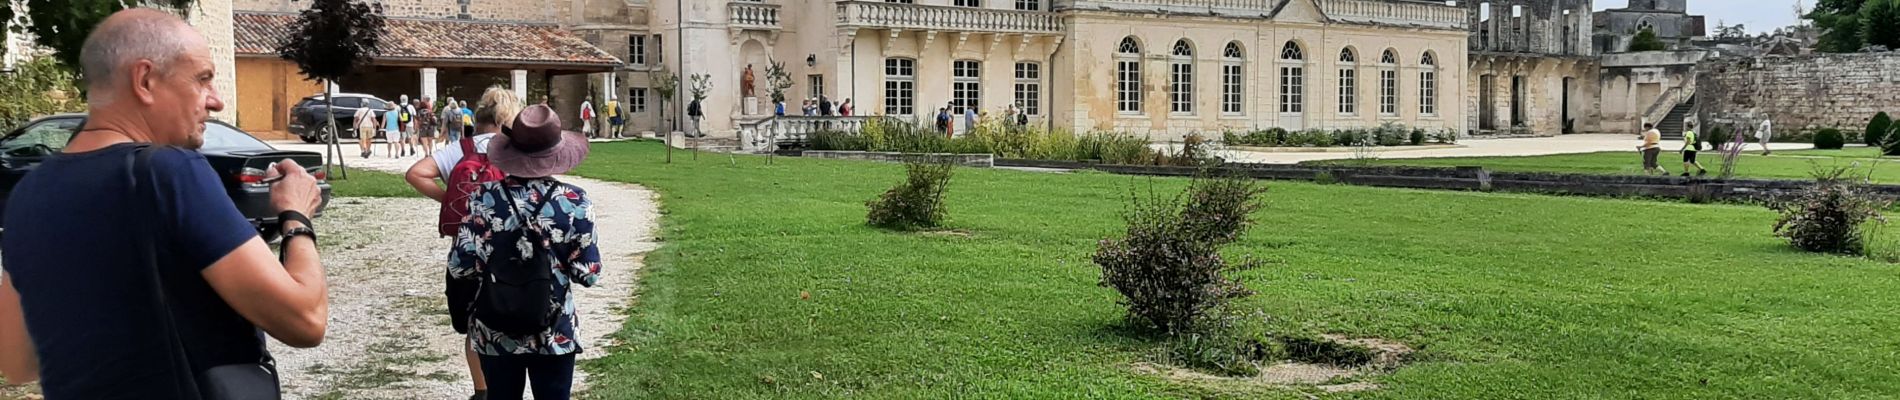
[324,82,350,179]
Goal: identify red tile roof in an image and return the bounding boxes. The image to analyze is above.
[234,12,622,69]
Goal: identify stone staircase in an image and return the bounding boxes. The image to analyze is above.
[1659,96,1695,140]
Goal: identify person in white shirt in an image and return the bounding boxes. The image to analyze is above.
[1756,118,1774,155]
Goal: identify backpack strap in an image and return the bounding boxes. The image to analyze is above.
[125,145,205,399]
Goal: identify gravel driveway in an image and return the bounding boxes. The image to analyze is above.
[270,175,658,399]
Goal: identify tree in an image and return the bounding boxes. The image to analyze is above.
[763,59,795,105]
[650,66,679,133]
[277,0,385,178]
[2,0,198,71]
[1628,27,1668,52]
[1862,0,1900,49]
[1714,21,1750,41]
[0,57,86,128]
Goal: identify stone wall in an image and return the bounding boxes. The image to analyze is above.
[1696,53,1900,135]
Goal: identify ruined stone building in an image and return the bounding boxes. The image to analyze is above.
[1460,0,1597,136]
[1592,0,1706,53]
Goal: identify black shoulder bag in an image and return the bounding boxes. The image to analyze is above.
[126,145,282,400]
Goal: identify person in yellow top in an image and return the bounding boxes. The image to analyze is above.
[605,97,624,138]
[1639,122,1667,176]
[1680,121,1707,177]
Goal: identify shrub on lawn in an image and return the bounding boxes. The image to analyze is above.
[1409,128,1427,145]
[866,162,955,230]
[1094,174,1267,335]
[1814,128,1846,150]
[1867,112,1892,148]
[1373,122,1409,146]
[1771,166,1890,255]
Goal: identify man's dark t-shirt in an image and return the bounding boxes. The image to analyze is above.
[1,144,262,399]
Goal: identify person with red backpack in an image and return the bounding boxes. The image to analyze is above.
[405,85,522,400]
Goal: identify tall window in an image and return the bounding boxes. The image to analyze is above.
[1379,49,1398,116]
[808,74,825,99]
[1278,41,1304,114]
[1015,0,1040,10]
[884,58,915,115]
[1419,51,1438,116]
[1337,48,1356,114]
[627,88,649,112]
[1116,37,1142,114]
[953,60,981,113]
[1014,62,1041,115]
[1169,39,1194,114]
[627,35,647,66]
[1220,42,1244,115]
[954,0,979,6]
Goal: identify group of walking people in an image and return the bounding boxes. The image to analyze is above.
[1,8,606,400]
[1639,118,1775,177]
[777,96,854,117]
[353,95,473,160]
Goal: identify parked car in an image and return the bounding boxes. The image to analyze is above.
[288,92,396,143]
[0,114,334,241]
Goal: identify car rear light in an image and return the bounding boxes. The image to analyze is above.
[312,169,328,181]
[238,167,270,187]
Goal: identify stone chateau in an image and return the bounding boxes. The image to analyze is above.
[70,0,1726,143]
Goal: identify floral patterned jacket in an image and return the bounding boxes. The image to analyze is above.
[448,177,602,356]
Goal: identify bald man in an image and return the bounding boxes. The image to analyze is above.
[0,8,328,399]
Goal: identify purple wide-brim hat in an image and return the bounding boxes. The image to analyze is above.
[490,104,589,178]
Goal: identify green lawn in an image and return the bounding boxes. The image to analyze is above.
[1327,148,1900,182]
[571,142,1900,399]
[327,167,422,198]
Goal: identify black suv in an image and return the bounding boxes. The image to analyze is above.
[288,93,396,143]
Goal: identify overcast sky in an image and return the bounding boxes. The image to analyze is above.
[1592,0,1814,34]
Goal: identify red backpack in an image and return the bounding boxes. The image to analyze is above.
[439,137,507,237]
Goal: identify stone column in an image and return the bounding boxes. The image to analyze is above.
[512,69,529,101]
[420,67,439,102]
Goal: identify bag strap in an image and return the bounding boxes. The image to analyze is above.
[125,144,205,399]
[498,180,565,253]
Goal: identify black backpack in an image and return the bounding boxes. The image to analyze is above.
[471,184,569,336]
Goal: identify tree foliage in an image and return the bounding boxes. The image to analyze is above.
[0,57,86,128]
[1628,27,1668,52]
[1862,0,1900,50]
[2,0,197,71]
[276,0,385,82]
[763,59,795,104]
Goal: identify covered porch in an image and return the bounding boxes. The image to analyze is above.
[233,12,623,139]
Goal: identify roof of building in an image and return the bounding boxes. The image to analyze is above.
[233,12,622,70]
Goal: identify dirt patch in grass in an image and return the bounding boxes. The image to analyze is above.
[916,229,976,238]
[1137,334,1413,394]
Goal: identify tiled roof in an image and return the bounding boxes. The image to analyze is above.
[234,12,622,68]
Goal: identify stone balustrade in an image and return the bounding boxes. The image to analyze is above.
[837,1,1064,35]
[729,1,782,30]
[1056,0,1465,28]
[1315,0,1467,30]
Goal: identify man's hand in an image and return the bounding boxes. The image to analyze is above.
[267,159,322,218]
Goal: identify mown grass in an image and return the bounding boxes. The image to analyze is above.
[571,141,1900,399]
[327,167,422,198]
[1326,149,1900,182]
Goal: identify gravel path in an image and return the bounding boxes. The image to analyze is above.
[269,175,658,399]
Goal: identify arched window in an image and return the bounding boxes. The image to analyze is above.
[1379,49,1398,115]
[1278,41,1305,114]
[1337,48,1357,115]
[1116,37,1142,113]
[1170,39,1195,114]
[1221,42,1244,115]
[1419,51,1438,116]
[883,57,916,115]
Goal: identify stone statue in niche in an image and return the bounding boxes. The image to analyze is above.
[741,64,757,98]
